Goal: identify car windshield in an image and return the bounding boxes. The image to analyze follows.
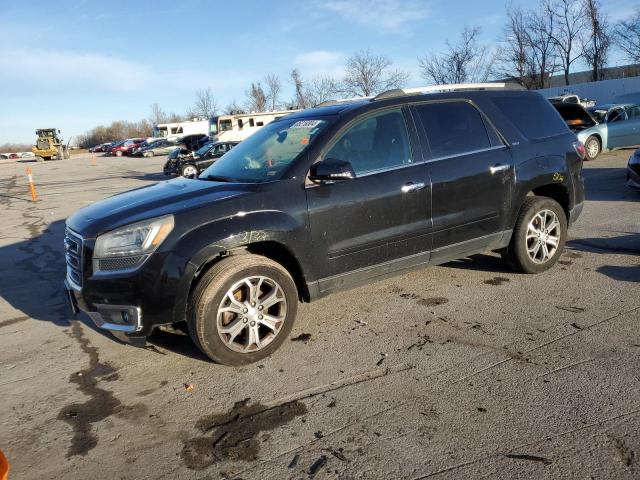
[196,142,214,156]
[200,118,330,182]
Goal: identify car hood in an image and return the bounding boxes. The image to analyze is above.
[552,103,598,132]
[66,178,257,238]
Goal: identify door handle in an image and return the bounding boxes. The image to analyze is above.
[401,182,426,193]
[489,164,511,174]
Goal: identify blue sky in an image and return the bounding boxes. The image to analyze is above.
[0,0,631,143]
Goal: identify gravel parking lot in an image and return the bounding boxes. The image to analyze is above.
[1,151,639,479]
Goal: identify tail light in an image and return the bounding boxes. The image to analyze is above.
[573,141,586,160]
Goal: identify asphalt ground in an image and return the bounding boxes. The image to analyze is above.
[0,150,639,480]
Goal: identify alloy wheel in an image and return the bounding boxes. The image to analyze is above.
[216,276,287,353]
[182,165,198,177]
[586,138,599,159]
[526,209,561,264]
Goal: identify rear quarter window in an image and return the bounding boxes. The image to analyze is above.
[492,95,569,140]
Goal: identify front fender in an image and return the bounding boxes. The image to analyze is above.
[168,192,310,324]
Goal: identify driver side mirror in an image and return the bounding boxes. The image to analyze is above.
[309,158,356,183]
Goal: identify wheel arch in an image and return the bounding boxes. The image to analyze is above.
[180,241,310,324]
[527,184,570,221]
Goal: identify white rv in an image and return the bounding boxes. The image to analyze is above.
[210,110,300,142]
[153,118,210,140]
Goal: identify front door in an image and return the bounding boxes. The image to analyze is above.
[306,108,431,290]
[608,106,640,148]
[411,101,512,253]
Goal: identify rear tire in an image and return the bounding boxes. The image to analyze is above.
[187,255,298,366]
[502,196,567,274]
[584,136,600,161]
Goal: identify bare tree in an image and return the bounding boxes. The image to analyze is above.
[418,26,494,85]
[187,88,218,119]
[495,6,531,87]
[495,3,559,89]
[264,73,282,111]
[551,0,588,85]
[583,0,611,81]
[245,82,268,112]
[149,103,167,125]
[223,100,245,115]
[526,0,559,89]
[290,69,307,109]
[342,49,408,97]
[613,10,640,63]
[306,75,340,106]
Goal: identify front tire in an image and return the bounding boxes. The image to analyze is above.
[584,136,600,161]
[187,255,298,366]
[502,196,567,274]
[181,164,198,178]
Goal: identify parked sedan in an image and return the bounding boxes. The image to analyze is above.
[137,138,180,157]
[111,138,145,157]
[552,103,640,160]
[628,149,640,191]
[163,141,238,177]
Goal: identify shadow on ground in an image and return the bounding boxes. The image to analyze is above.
[568,233,640,283]
[582,166,640,202]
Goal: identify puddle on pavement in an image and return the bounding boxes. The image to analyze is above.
[181,398,307,470]
[57,321,147,457]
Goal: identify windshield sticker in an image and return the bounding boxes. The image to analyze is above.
[290,120,323,129]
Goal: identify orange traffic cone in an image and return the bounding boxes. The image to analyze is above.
[0,448,9,480]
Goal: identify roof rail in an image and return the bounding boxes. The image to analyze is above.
[315,96,373,107]
[373,82,525,101]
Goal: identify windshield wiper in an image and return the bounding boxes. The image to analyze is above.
[202,175,234,182]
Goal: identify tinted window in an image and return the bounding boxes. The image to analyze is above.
[325,109,411,175]
[414,102,490,158]
[492,95,568,139]
[627,106,640,119]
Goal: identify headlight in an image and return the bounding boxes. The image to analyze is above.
[630,152,640,166]
[93,215,174,271]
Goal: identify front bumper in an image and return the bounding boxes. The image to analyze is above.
[63,230,190,343]
[65,279,146,345]
[163,160,180,175]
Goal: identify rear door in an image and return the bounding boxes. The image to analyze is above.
[411,101,512,255]
[306,108,431,287]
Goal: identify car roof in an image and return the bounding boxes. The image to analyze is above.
[283,89,542,121]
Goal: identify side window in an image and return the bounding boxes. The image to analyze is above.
[324,109,412,176]
[414,102,491,158]
[608,109,624,123]
[626,107,640,120]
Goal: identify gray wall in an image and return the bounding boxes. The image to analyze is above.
[538,76,640,105]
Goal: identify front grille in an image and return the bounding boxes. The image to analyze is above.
[97,255,144,271]
[65,228,83,288]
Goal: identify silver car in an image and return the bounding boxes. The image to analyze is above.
[552,102,640,160]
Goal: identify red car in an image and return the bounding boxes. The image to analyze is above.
[110,138,145,157]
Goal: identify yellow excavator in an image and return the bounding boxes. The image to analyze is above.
[32,128,71,161]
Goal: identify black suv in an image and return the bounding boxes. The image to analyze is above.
[65,86,585,365]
